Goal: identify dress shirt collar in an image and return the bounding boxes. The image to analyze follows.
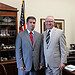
[47,27,54,33]
[27,29,34,34]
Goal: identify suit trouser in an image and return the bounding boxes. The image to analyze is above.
[18,69,37,75]
[18,61,37,75]
[46,66,61,75]
[18,65,37,75]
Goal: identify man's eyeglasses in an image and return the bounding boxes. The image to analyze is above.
[45,21,53,23]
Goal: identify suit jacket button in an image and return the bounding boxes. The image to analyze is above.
[32,49,34,51]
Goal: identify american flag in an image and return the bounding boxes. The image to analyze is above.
[19,0,26,32]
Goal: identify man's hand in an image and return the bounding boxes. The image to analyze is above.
[19,67,25,70]
[59,63,65,70]
[38,66,43,70]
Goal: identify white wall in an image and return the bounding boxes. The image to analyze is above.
[0,0,75,48]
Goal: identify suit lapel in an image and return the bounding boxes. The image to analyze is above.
[45,27,57,49]
[24,30,33,48]
[50,27,56,43]
[33,31,37,48]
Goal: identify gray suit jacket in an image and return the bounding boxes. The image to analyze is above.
[16,30,44,71]
[43,27,67,67]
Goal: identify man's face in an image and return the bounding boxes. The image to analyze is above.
[27,19,36,31]
[45,17,54,29]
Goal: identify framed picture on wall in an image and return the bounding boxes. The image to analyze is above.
[40,18,65,33]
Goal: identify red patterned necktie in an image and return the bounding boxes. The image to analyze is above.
[30,32,33,45]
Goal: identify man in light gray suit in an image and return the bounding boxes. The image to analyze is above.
[43,16,67,75]
[16,16,44,75]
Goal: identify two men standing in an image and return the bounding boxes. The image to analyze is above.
[16,16,67,75]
